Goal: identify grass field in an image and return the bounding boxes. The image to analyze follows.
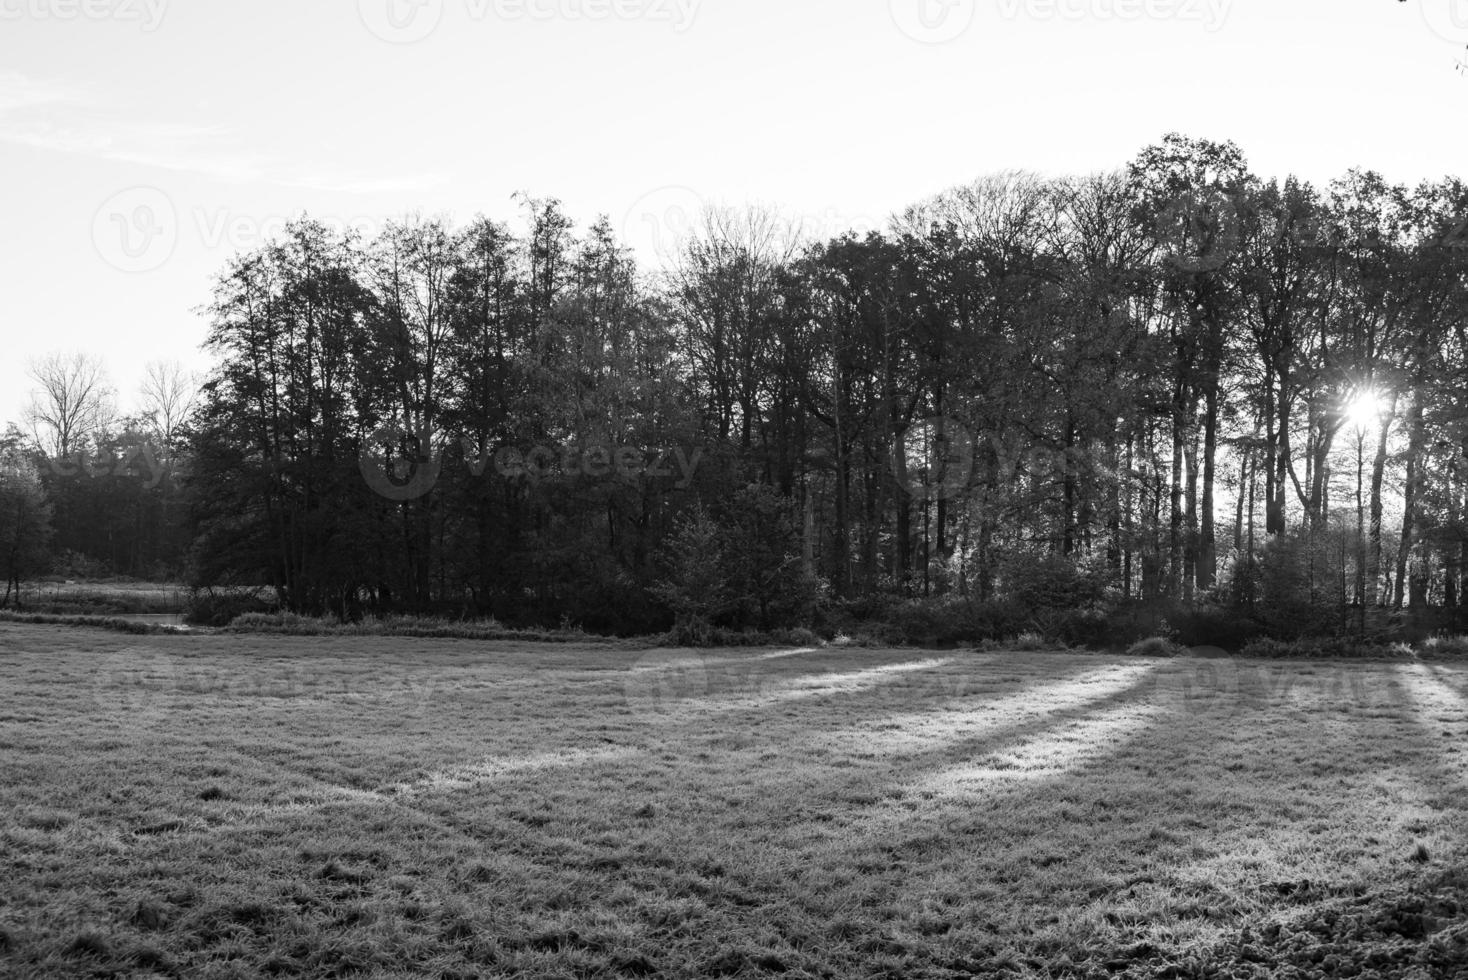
[13,580,187,616]
[1,623,1466,979]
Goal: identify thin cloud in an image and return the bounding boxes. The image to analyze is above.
[0,71,83,113]
[0,71,445,194]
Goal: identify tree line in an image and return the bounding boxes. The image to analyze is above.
[5,134,1468,644]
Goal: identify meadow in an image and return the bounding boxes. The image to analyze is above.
[13,580,187,617]
[1,622,1465,978]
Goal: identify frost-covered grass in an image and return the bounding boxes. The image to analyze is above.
[1,623,1465,978]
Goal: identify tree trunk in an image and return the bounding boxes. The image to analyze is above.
[1394,396,1427,610]
[1199,384,1219,590]
[1367,395,1397,606]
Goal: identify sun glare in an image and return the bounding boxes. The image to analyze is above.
[1345,389,1388,432]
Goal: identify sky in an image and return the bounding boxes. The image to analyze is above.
[1,0,1465,429]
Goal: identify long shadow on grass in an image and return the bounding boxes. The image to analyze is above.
[144,657,1140,861]
[394,659,1151,815]
[179,655,1111,834]
[1394,665,1468,803]
[764,664,1450,976]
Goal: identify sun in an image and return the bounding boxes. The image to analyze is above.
[1345,389,1388,432]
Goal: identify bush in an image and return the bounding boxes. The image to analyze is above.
[879,597,1033,647]
[1420,635,1468,657]
[228,611,334,633]
[1035,608,1112,649]
[185,588,273,627]
[658,625,826,649]
[1165,606,1265,651]
[1126,636,1186,658]
[779,627,823,647]
[831,631,887,649]
[1239,636,1388,659]
[0,610,168,635]
[997,552,1105,611]
[888,599,969,647]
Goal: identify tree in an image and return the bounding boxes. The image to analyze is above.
[25,352,115,458]
[651,506,731,645]
[137,360,200,452]
[0,434,53,607]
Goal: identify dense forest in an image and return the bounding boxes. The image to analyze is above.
[4,133,1468,646]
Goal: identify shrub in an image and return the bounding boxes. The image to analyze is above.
[888,599,968,646]
[184,588,273,627]
[1165,606,1265,651]
[1421,635,1468,657]
[997,552,1105,611]
[1239,636,1389,659]
[227,612,334,634]
[879,597,1033,647]
[1035,608,1111,649]
[1126,636,1185,658]
[778,627,823,647]
[1011,631,1051,652]
[831,632,887,649]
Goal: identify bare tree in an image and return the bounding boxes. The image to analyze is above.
[25,352,115,458]
[138,359,200,449]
